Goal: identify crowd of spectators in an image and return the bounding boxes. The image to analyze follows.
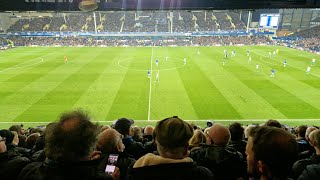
[281,25,320,52]
[1,109,319,180]
[7,11,245,33]
[0,37,8,46]
[6,35,271,47]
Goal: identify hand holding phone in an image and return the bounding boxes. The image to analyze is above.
[105,154,119,174]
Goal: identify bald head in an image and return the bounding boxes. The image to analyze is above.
[144,125,154,136]
[208,123,231,146]
[97,129,123,154]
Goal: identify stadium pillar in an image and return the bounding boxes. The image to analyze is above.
[93,12,97,33]
[246,11,252,33]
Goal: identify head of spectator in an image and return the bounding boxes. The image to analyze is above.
[296,125,308,139]
[154,116,193,158]
[244,124,258,140]
[311,129,320,154]
[306,126,318,143]
[26,133,40,149]
[206,120,214,128]
[132,126,143,142]
[0,129,14,148]
[96,129,125,154]
[9,125,25,135]
[100,125,111,132]
[9,125,26,147]
[265,119,282,128]
[130,116,213,179]
[189,129,206,150]
[114,118,134,137]
[30,127,45,135]
[143,125,153,136]
[246,126,298,179]
[45,109,99,162]
[229,122,244,142]
[207,123,230,147]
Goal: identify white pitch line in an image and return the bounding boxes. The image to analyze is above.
[147,46,154,121]
[0,50,57,73]
[0,58,44,73]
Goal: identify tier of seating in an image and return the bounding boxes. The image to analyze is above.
[7,11,246,33]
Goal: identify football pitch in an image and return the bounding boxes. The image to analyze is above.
[0,45,320,128]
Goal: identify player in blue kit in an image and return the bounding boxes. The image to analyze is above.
[270,68,275,78]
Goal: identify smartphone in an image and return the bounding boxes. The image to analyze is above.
[105,154,119,174]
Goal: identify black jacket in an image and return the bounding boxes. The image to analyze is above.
[0,151,30,180]
[190,144,246,180]
[18,158,113,180]
[291,154,320,179]
[228,140,247,159]
[122,136,144,160]
[297,164,320,180]
[127,153,213,180]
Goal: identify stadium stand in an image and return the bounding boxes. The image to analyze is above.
[6,11,246,33]
[276,25,320,52]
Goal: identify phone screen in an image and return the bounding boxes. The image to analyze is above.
[105,154,119,174]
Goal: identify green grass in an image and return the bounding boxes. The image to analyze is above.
[0,45,320,129]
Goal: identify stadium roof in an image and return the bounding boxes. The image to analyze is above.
[0,0,320,11]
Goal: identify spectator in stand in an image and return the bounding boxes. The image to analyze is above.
[296,125,312,153]
[265,119,282,128]
[190,123,246,180]
[114,118,144,160]
[9,124,27,148]
[128,116,214,180]
[131,126,143,143]
[299,126,318,159]
[143,130,157,155]
[18,109,118,180]
[0,132,30,179]
[292,129,320,179]
[96,129,135,180]
[246,126,298,180]
[142,125,153,144]
[188,129,207,151]
[228,122,247,159]
[25,133,40,150]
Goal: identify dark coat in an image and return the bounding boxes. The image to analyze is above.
[291,154,320,179]
[297,164,320,180]
[18,158,113,180]
[0,151,31,180]
[122,136,144,160]
[190,144,246,180]
[128,163,214,180]
[228,140,247,159]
